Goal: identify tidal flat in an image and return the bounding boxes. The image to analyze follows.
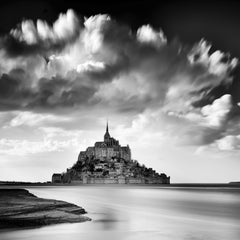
[0,185,240,240]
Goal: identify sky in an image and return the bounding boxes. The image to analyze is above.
[0,0,240,183]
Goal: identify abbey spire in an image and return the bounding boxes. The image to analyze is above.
[106,121,109,134]
[104,121,110,141]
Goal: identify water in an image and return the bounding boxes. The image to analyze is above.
[1,186,240,240]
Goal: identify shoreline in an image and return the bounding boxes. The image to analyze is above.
[0,189,91,229]
[1,182,240,188]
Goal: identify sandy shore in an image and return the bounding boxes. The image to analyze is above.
[0,189,91,229]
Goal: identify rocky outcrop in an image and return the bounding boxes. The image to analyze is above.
[0,189,91,228]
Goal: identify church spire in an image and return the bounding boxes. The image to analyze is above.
[106,120,109,133]
[104,120,110,141]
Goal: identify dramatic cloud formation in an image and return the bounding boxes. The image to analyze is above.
[1,9,80,56]
[0,11,239,147]
[0,9,240,182]
[188,40,237,76]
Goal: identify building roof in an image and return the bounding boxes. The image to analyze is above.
[52,173,61,177]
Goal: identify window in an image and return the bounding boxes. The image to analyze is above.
[102,149,107,156]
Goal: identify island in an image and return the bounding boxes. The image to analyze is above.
[0,189,90,228]
[52,123,170,184]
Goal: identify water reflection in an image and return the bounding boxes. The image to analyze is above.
[94,207,120,230]
[1,186,240,240]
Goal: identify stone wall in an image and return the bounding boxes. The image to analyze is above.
[80,176,169,184]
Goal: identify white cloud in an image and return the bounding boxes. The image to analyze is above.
[168,94,233,129]
[137,25,167,47]
[46,54,70,76]
[82,14,111,53]
[11,9,79,44]
[216,135,240,151]
[201,94,232,128]
[76,60,105,73]
[52,9,79,40]
[0,126,83,156]
[0,138,76,155]
[39,126,82,139]
[7,111,70,127]
[209,51,237,76]
[188,39,211,65]
[17,20,38,44]
[188,39,238,77]
[44,15,111,77]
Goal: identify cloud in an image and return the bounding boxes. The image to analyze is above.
[76,60,105,73]
[0,71,98,110]
[188,39,238,76]
[12,9,79,44]
[216,135,240,151]
[197,134,240,153]
[0,12,237,114]
[0,137,79,156]
[137,25,167,47]
[0,69,34,110]
[1,9,80,56]
[82,14,111,53]
[0,10,239,152]
[39,126,82,139]
[165,94,240,146]
[0,126,83,156]
[201,94,232,128]
[7,111,70,127]
[0,138,67,155]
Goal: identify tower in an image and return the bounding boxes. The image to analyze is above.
[104,121,110,142]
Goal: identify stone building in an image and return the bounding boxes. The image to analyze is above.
[52,173,62,183]
[78,122,131,162]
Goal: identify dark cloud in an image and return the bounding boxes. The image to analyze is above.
[0,33,78,57]
[229,66,240,104]
[0,71,98,110]
[30,76,97,108]
[186,127,223,146]
[0,68,34,110]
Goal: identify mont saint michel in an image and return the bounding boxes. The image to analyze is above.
[52,123,170,184]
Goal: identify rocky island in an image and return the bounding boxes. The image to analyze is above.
[0,189,90,228]
[52,123,170,184]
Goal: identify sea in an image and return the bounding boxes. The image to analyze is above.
[0,185,240,240]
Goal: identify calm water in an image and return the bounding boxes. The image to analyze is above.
[1,186,240,240]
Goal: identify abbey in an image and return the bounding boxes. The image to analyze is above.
[52,123,170,184]
[78,122,131,162]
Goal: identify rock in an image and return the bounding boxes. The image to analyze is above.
[0,189,91,228]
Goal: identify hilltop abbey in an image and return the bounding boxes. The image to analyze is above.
[78,122,131,163]
[52,123,170,184]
